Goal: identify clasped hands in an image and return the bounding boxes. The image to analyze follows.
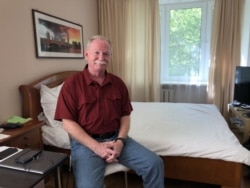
[96,140,124,163]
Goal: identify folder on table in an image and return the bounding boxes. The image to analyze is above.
[0,149,67,174]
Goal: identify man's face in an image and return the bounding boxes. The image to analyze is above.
[85,39,111,72]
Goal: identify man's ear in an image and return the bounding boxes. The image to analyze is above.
[84,50,88,59]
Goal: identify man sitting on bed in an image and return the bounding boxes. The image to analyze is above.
[54,35,164,188]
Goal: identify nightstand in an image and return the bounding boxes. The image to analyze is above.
[0,120,43,149]
[228,104,250,143]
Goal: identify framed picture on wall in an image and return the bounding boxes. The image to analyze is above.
[32,9,84,59]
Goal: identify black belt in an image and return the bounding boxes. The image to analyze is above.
[91,131,118,139]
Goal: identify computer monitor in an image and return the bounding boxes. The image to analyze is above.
[233,66,250,105]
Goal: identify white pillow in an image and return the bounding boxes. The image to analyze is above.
[40,83,63,127]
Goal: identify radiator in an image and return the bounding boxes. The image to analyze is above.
[160,85,176,102]
[161,84,207,103]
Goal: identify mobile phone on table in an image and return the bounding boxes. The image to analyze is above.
[15,150,42,164]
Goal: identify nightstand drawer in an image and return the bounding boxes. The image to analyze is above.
[0,121,43,149]
[9,128,42,149]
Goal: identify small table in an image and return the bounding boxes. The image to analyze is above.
[0,150,68,188]
[228,104,250,143]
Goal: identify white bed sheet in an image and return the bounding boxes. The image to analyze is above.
[42,102,250,165]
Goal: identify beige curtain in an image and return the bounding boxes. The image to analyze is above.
[98,0,160,102]
[98,0,126,78]
[208,0,242,117]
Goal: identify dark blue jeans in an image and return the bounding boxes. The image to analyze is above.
[71,136,164,188]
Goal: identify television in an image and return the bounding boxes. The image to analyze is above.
[233,66,250,106]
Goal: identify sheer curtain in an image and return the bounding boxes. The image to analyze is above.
[208,0,242,117]
[98,0,160,102]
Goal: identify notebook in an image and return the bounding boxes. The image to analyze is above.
[0,149,67,174]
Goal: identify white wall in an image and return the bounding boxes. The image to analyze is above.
[0,0,98,122]
[241,0,250,66]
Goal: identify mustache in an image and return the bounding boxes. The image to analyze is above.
[95,61,107,65]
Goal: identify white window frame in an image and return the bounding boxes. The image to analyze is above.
[159,0,214,84]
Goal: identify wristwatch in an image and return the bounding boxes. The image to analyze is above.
[115,137,126,145]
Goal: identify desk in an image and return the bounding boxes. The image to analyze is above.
[228,105,250,143]
[0,150,68,188]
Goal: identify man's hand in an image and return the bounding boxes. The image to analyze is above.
[105,140,124,163]
[94,140,124,163]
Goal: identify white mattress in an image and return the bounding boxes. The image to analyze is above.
[42,102,250,165]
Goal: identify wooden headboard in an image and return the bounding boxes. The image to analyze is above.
[19,71,79,121]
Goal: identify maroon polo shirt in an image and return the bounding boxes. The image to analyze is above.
[54,66,133,135]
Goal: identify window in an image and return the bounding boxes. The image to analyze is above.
[159,0,214,84]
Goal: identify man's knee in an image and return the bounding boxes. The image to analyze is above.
[148,153,164,168]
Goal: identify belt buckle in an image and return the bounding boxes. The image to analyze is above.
[102,131,115,139]
[92,131,117,139]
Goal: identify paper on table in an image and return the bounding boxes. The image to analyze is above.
[0,134,10,140]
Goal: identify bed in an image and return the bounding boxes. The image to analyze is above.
[19,71,250,188]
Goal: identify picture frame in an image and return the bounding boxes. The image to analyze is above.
[32,9,84,59]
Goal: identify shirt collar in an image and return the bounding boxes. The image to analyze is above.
[82,65,112,86]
